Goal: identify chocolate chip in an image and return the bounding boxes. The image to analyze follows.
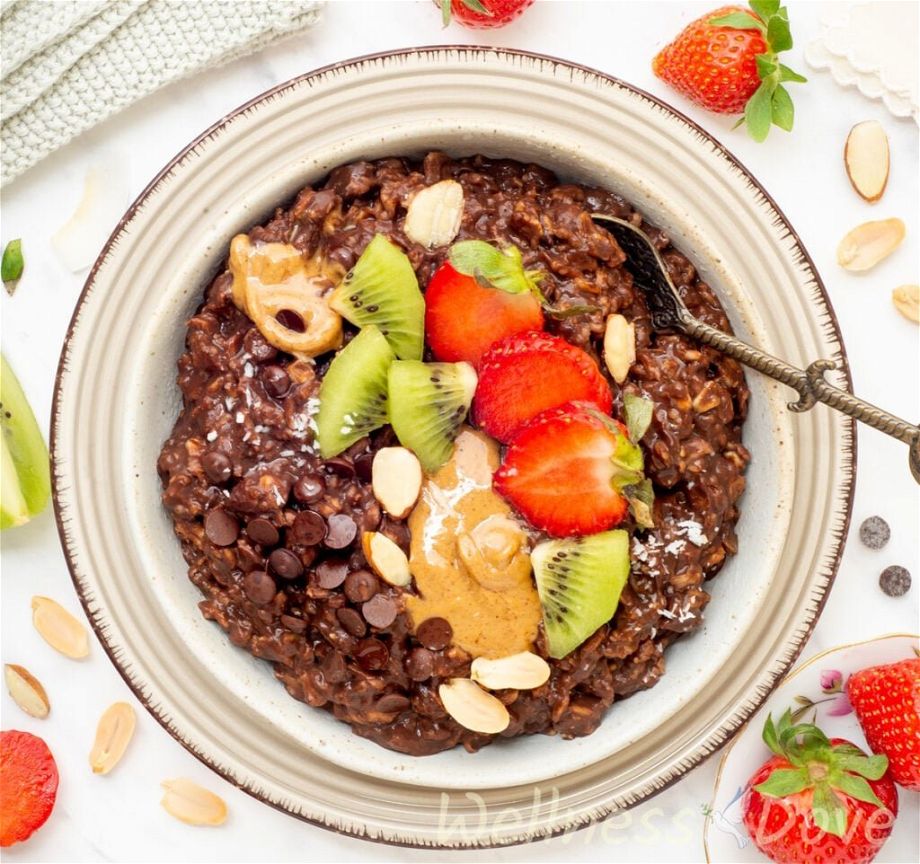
[291,510,326,546]
[375,693,410,714]
[416,617,452,651]
[406,647,434,681]
[859,516,891,550]
[321,651,347,683]
[204,509,239,546]
[243,570,276,605]
[344,569,378,603]
[354,638,389,671]
[336,607,367,637]
[202,451,232,484]
[280,613,307,634]
[362,594,397,629]
[354,452,374,483]
[268,548,304,580]
[261,365,291,399]
[246,518,279,547]
[316,559,348,589]
[324,457,355,479]
[880,565,911,597]
[325,514,357,549]
[293,473,325,504]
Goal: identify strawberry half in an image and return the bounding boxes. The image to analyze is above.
[0,730,59,847]
[494,402,645,537]
[741,711,898,864]
[474,331,612,442]
[847,657,920,791]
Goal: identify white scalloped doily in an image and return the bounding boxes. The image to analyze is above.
[805,1,918,123]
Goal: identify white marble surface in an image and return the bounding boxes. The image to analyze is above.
[1,2,917,861]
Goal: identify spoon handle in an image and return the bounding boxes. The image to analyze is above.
[682,316,920,483]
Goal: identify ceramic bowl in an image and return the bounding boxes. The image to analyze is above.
[52,48,855,847]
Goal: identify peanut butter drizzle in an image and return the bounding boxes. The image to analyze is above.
[407,427,541,659]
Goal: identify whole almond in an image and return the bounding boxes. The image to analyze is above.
[371,447,423,518]
[90,702,136,774]
[837,218,905,272]
[892,284,919,324]
[844,121,890,203]
[161,778,228,826]
[438,678,510,734]
[31,596,90,659]
[603,314,636,383]
[471,652,551,691]
[4,664,50,718]
[404,180,464,249]
[362,531,412,587]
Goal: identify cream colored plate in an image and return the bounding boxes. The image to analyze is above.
[52,48,854,847]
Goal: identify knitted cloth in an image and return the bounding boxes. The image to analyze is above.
[0,0,323,186]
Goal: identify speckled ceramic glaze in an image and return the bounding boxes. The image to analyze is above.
[52,48,854,847]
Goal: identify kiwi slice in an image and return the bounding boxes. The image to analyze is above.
[316,325,395,458]
[1,354,51,529]
[531,530,630,659]
[329,235,425,361]
[388,360,477,473]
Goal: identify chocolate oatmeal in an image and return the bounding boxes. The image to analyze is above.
[157,153,750,755]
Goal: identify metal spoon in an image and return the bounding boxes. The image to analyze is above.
[593,214,920,483]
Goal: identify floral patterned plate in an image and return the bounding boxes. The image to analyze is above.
[704,633,920,862]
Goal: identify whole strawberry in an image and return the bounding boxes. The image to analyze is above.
[652,1,806,141]
[742,711,898,864]
[847,657,920,791]
[438,0,533,29]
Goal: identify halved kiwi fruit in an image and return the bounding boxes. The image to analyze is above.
[1,354,51,529]
[388,360,477,472]
[315,325,395,458]
[330,235,425,361]
[531,530,630,659]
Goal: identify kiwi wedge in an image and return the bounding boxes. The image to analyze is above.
[316,325,395,458]
[388,360,477,472]
[330,235,425,361]
[1,354,51,529]
[531,530,630,659]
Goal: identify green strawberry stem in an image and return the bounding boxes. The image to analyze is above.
[756,709,889,837]
[709,0,807,141]
[441,0,494,27]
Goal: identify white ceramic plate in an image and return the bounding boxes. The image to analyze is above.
[704,634,920,862]
[52,48,855,847]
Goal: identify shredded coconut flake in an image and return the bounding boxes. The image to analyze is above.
[677,519,708,546]
[206,431,217,443]
[235,411,245,424]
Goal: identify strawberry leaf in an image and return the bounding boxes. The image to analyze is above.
[771,85,794,131]
[448,241,544,299]
[756,53,778,77]
[744,81,774,142]
[835,751,889,780]
[754,767,810,797]
[812,785,848,837]
[543,303,601,319]
[767,14,793,51]
[762,713,783,756]
[441,0,451,27]
[779,63,807,83]
[2,238,24,292]
[749,0,780,19]
[461,0,493,14]
[830,772,883,808]
[709,11,765,31]
[624,393,654,443]
[625,478,655,528]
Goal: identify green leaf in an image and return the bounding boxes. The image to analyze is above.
[441,0,451,27]
[762,713,782,756]
[624,393,654,443]
[543,303,601,320]
[749,0,780,19]
[793,695,813,706]
[461,0,493,14]
[448,241,543,299]
[754,767,810,798]
[709,11,764,30]
[771,85,794,131]
[1,238,23,289]
[767,14,793,51]
[831,773,883,808]
[811,785,848,837]
[779,64,807,83]
[756,53,778,78]
[744,81,775,142]
[625,478,655,529]
[835,751,889,780]
[610,433,645,490]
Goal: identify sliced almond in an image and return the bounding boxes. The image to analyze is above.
[31,596,90,659]
[837,218,905,272]
[361,531,412,587]
[404,180,464,249]
[90,702,136,775]
[371,447,423,518]
[161,778,228,826]
[4,664,50,718]
[892,284,919,323]
[845,121,890,203]
[470,651,551,691]
[438,678,510,734]
[603,313,636,383]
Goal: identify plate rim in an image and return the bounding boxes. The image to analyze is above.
[49,45,857,848]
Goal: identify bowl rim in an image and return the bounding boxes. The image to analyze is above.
[49,45,856,847]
